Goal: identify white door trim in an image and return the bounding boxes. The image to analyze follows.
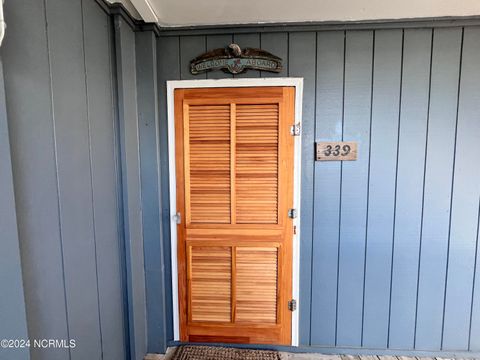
[166,78,303,346]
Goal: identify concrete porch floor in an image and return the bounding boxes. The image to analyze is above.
[146,350,480,360]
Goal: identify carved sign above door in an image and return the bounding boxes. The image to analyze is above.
[190,43,283,75]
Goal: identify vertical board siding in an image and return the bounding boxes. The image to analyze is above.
[136,32,166,354]
[114,16,148,360]
[336,30,373,347]
[180,36,207,79]
[2,0,127,359]
[83,2,126,359]
[157,35,181,343]
[0,60,30,360]
[2,0,71,359]
[206,34,234,79]
[415,27,463,351]
[159,26,480,352]
[471,204,480,351]
[442,26,480,351]
[46,0,102,358]
[362,29,403,349]
[388,28,432,350]
[260,33,289,78]
[288,32,317,345]
[311,30,344,347]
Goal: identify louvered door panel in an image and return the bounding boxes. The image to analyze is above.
[236,247,278,323]
[187,105,231,223]
[190,246,232,322]
[236,104,279,224]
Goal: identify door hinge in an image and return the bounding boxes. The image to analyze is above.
[288,208,297,219]
[288,299,297,312]
[290,123,301,136]
[173,212,181,224]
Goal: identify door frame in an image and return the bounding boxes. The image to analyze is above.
[166,78,303,346]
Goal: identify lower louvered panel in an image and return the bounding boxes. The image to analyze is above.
[235,247,278,323]
[190,246,232,322]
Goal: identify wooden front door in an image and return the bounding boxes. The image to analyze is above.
[174,86,295,345]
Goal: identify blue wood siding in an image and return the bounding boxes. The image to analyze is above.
[0,60,30,360]
[362,29,403,349]
[136,31,167,354]
[2,0,127,359]
[415,27,463,351]
[114,15,150,360]
[157,36,181,345]
[46,1,104,357]
[388,28,432,350]
[442,26,480,351]
[311,30,344,347]
[336,30,374,347]
[158,26,480,352]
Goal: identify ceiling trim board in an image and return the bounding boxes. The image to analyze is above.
[97,2,480,38]
[155,16,480,35]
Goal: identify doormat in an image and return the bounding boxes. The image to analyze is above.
[171,345,281,360]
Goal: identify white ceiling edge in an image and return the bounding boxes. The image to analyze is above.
[128,0,158,23]
[105,0,142,20]
[108,0,480,27]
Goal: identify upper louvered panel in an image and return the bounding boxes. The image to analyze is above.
[235,104,279,224]
[188,105,231,223]
[236,247,278,323]
[190,246,232,322]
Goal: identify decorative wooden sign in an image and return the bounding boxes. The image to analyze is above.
[316,141,358,161]
[190,43,282,75]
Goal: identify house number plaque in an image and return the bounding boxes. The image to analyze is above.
[316,141,358,161]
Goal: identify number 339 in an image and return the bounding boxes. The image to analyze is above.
[324,144,351,157]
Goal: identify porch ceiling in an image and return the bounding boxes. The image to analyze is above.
[110,0,480,27]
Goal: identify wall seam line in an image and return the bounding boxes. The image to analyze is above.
[43,0,72,358]
[308,31,319,346]
[387,28,405,349]
[259,33,263,77]
[287,33,290,78]
[468,200,480,350]
[334,29,347,347]
[440,26,465,350]
[109,15,131,358]
[179,36,184,79]
[413,27,435,350]
[361,29,375,347]
[178,36,181,79]
[80,0,105,357]
[132,29,148,358]
[204,35,207,79]
[152,34,168,352]
[113,16,135,358]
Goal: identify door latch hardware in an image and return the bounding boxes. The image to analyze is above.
[288,299,297,312]
[173,212,181,224]
[290,123,301,136]
[288,208,297,219]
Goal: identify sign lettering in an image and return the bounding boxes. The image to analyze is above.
[190,43,282,75]
[315,141,358,161]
